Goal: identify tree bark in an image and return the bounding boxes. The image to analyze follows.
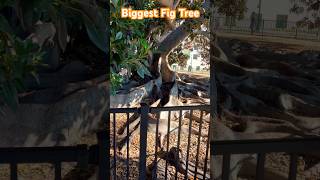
[0,76,107,147]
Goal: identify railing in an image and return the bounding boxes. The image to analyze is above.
[211,138,320,180]
[0,131,108,180]
[213,16,320,41]
[110,104,211,180]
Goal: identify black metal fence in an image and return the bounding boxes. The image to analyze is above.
[211,138,320,180]
[213,17,320,41]
[110,104,211,179]
[0,131,108,180]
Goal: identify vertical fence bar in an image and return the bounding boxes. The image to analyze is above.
[210,4,219,180]
[194,110,204,179]
[288,154,298,180]
[126,113,130,180]
[139,103,149,180]
[203,120,211,179]
[165,110,171,180]
[256,153,266,180]
[153,112,160,179]
[174,110,183,180]
[262,20,265,38]
[97,130,108,180]
[10,163,17,180]
[184,110,193,180]
[229,17,232,32]
[104,109,110,180]
[77,145,89,169]
[222,154,231,180]
[113,113,117,179]
[54,162,62,180]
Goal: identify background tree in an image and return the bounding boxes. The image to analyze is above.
[213,0,247,19]
[168,44,190,67]
[290,0,320,28]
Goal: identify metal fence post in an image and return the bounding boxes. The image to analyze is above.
[209,5,218,180]
[262,19,265,37]
[97,130,108,180]
[139,103,149,180]
[229,17,232,32]
[295,27,298,39]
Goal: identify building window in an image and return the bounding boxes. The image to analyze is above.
[276,15,288,29]
[193,54,198,59]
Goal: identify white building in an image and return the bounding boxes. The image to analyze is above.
[171,47,209,72]
[186,47,206,71]
[214,0,308,23]
[244,0,306,21]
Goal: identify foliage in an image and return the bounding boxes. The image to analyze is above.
[0,0,108,109]
[109,0,249,94]
[290,0,320,28]
[110,0,153,94]
[192,35,210,65]
[168,45,190,67]
[16,0,107,53]
[213,0,248,19]
[0,32,43,109]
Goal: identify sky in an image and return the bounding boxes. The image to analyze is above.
[245,0,305,21]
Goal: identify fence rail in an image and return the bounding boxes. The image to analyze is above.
[213,16,320,41]
[211,138,320,180]
[0,131,108,180]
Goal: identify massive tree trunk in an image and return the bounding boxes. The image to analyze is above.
[0,75,107,147]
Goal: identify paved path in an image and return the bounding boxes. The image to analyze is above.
[217,32,320,51]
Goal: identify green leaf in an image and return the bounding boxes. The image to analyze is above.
[0,15,12,33]
[0,82,18,110]
[0,0,15,9]
[56,15,68,52]
[115,31,123,40]
[30,71,40,84]
[80,7,108,54]
[142,65,151,76]
[83,17,108,53]
[137,67,144,78]
[112,0,119,6]
[142,60,149,67]
[140,39,148,49]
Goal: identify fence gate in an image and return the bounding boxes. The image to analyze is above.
[110,104,211,179]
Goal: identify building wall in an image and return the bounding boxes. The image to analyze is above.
[186,49,208,71]
[171,49,208,71]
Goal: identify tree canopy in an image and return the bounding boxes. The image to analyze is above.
[290,0,320,28]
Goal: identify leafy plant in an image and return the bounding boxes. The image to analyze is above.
[13,0,108,53]
[0,0,108,109]
[0,32,43,109]
[110,0,153,94]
